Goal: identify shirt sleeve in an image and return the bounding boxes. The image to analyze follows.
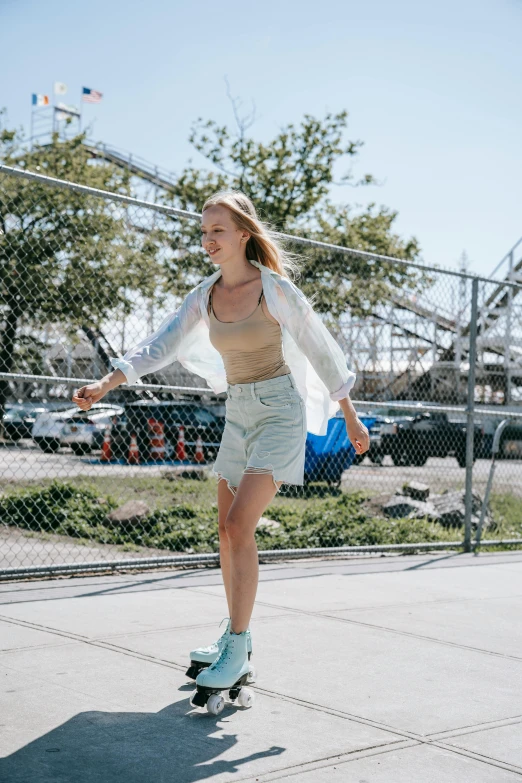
[110,288,200,385]
[278,277,356,401]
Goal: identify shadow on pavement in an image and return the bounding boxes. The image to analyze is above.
[0,695,285,783]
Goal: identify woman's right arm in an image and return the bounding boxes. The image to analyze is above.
[71,288,201,411]
[72,368,127,411]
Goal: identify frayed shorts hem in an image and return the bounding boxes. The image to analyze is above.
[211,466,304,497]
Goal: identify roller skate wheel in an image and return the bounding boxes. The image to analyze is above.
[237,687,254,708]
[247,664,257,684]
[207,693,225,715]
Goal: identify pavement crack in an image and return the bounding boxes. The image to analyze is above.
[189,594,522,663]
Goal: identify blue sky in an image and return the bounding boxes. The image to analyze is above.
[1,0,520,277]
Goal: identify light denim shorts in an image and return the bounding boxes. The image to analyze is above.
[211,372,307,495]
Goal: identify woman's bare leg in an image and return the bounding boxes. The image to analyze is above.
[224,472,284,633]
[217,478,237,614]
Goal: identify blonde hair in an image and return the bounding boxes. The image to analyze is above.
[201,190,303,280]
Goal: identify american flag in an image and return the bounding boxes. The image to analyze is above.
[82,87,103,104]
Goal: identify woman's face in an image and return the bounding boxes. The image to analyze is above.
[201,205,249,266]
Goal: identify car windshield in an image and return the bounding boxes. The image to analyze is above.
[4,404,47,417]
[193,408,217,425]
[371,408,417,418]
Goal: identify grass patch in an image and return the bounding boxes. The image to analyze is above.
[481,493,522,550]
[1,478,521,555]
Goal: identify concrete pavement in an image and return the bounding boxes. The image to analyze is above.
[1,550,522,781]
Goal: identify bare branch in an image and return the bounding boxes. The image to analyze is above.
[224,76,259,140]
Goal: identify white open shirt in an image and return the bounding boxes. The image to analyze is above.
[110,258,356,436]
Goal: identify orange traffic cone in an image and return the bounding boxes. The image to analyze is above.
[127,433,140,465]
[100,425,112,462]
[175,424,187,462]
[194,433,205,463]
[148,417,165,462]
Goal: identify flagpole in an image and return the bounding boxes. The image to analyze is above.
[52,82,56,136]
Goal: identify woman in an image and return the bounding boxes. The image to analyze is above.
[72,190,369,709]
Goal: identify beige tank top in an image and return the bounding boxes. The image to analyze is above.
[208,283,291,384]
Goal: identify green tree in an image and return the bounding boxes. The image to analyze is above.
[158,107,423,308]
[0,115,161,431]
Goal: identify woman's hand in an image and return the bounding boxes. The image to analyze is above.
[346,416,370,455]
[337,396,370,455]
[72,382,106,411]
[71,369,127,411]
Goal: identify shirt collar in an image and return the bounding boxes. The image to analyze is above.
[247,258,265,273]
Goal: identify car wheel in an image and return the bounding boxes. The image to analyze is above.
[389,449,402,466]
[38,439,61,453]
[456,452,475,468]
[391,450,411,466]
[71,443,90,456]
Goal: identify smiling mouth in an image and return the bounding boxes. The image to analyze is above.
[209,248,221,256]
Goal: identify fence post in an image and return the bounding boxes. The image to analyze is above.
[464,277,479,552]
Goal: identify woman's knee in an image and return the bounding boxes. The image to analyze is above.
[224,514,252,546]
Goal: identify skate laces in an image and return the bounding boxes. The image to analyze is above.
[199,617,230,654]
[215,617,230,646]
[209,630,245,672]
[209,641,231,671]
[218,616,230,637]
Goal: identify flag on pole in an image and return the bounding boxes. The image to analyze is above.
[32,94,49,106]
[54,81,68,95]
[82,87,103,103]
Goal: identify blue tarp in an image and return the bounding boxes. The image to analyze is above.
[304,415,376,483]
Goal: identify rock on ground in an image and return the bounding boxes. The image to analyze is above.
[106,500,150,527]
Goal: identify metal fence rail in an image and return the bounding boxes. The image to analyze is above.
[1,163,521,580]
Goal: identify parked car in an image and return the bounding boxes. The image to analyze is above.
[378,410,483,467]
[3,403,49,441]
[61,407,125,455]
[32,403,124,453]
[105,400,225,463]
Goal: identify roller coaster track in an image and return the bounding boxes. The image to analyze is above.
[83,140,179,193]
[368,239,522,398]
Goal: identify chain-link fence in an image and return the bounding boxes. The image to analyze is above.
[1,163,521,580]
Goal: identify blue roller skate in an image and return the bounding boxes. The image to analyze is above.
[190,630,255,715]
[185,618,256,684]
